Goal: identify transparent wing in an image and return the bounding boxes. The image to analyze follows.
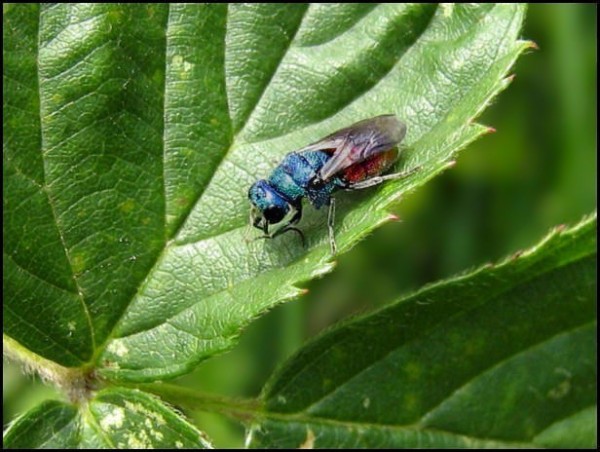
[301,115,406,182]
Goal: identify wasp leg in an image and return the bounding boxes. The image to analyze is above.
[328,198,337,255]
[258,207,305,247]
[278,208,305,247]
[344,165,422,190]
[259,226,306,247]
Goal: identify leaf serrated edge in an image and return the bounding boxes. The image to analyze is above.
[260,211,597,401]
[249,212,596,448]
[336,36,534,257]
[99,258,337,382]
[103,4,534,382]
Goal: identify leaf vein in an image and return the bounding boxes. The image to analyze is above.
[37,11,96,351]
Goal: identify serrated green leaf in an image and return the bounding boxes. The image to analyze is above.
[248,214,597,448]
[2,388,212,448]
[3,4,529,382]
[2,400,80,448]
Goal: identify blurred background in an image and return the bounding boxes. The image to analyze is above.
[4,4,596,447]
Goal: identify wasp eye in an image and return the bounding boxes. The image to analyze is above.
[263,206,285,224]
[309,176,324,189]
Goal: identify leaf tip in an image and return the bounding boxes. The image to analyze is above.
[525,40,539,51]
[312,260,337,278]
[511,249,524,260]
[554,224,567,233]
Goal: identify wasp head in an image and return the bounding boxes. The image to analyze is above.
[248,180,294,236]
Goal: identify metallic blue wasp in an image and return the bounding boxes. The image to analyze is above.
[248,114,415,254]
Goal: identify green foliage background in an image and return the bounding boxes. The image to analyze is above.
[3,4,596,448]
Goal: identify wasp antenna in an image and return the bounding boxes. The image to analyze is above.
[287,227,306,248]
[242,224,254,243]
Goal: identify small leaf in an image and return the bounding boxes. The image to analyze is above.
[2,388,212,448]
[2,400,80,448]
[248,213,597,448]
[4,4,529,383]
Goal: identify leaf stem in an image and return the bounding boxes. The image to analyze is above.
[132,383,263,423]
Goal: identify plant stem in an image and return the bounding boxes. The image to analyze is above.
[133,382,263,423]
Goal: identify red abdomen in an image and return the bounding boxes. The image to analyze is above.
[340,148,399,184]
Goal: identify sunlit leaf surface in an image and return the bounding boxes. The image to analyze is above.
[4,4,528,383]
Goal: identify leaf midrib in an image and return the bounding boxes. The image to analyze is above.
[99,2,431,357]
[92,5,307,362]
[249,321,594,446]
[35,6,96,354]
[265,236,596,411]
[249,410,538,448]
